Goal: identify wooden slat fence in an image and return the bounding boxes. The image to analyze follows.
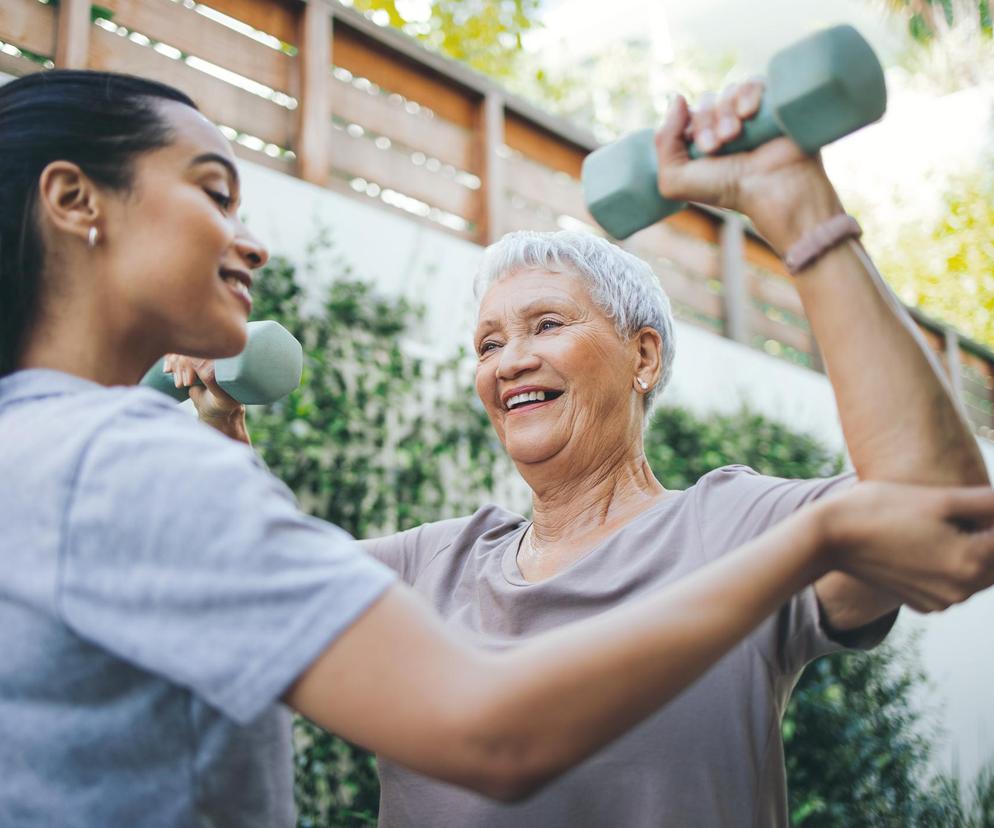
[1,0,991,432]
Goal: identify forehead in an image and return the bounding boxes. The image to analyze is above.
[151,100,237,167]
[477,269,594,317]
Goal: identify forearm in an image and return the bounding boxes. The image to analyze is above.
[290,506,828,799]
[469,508,825,795]
[752,171,986,487]
[199,407,252,445]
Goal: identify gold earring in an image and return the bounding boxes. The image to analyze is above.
[88,227,99,248]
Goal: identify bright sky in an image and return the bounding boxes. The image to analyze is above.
[531,0,993,237]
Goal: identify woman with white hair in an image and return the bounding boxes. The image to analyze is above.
[173,82,988,825]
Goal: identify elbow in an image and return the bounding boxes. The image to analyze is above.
[441,687,560,803]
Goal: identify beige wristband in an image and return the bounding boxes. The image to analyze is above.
[783,214,862,275]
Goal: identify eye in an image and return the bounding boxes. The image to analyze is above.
[478,340,500,356]
[206,189,233,211]
[538,318,562,333]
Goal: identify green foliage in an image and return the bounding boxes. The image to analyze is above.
[349,0,541,80]
[881,0,992,42]
[783,640,964,826]
[868,163,994,349]
[246,243,503,827]
[643,405,844,490]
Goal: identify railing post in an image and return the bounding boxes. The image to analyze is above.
[720,212,749,345]
[55,0,91,69]
[477,92,506,245]
[297,0,332,186]
[945,327,965,403]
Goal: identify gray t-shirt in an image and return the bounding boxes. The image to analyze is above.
[365,466,893,828]
[0,369,396,827]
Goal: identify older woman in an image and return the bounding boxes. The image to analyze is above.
[171,82,988,826]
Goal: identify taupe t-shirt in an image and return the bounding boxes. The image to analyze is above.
[364,465,893,827]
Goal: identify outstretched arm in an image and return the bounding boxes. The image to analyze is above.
[285,483,994,801]
[656,85,989,630]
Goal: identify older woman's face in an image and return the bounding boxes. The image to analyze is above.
[474,269,640,467]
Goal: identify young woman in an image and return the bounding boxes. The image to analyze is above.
[2,70,991,828]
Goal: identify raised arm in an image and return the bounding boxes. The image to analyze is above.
[285,482,994,801]
[656,85,989,630]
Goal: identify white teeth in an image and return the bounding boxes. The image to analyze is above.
[507,390,551,410]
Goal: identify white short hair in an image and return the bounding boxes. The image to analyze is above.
[474,230,676,408]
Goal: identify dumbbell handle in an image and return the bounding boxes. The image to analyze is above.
[141,320,303,405]
[686,95,783,160]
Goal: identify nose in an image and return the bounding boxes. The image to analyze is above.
[234,223,269,270]
[495,337,541,381]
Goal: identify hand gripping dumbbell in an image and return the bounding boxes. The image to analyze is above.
[141,320,304,404]
[582,24,887,239]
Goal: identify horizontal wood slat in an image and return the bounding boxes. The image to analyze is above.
[0,49,45,77]
[197,0,299,46]
[748,267,805,317]
[102,0,295,93]
[329,129,477,218]
[90,26,293,147]
[332,22,477,128]
[504,111,585,178]
[0,0,57,57]
[750,307,814,354]
[504,154,591,223]
[330,76,473,171]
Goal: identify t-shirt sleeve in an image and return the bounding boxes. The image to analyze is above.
[59,397,397,725]
[361,516,476,584]
[696,465,895,676]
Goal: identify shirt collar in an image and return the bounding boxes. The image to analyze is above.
[0,368,108,404]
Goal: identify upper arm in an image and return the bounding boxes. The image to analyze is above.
[63,405,395,724]
[283,582,500,792]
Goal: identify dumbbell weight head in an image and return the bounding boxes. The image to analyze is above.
[582,25,887,239]
[141,320,303,405]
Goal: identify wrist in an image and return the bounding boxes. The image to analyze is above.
[747,168,844,255]
[200,407,250,444]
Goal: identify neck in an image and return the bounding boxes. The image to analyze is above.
[525,441,668,548]
[18,293,163,386]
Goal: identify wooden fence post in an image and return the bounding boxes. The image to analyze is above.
[297,0,331,186]
[945,327,965,404]
[720,212,750,345]
[477,92,506,245]
[55,0,91,69]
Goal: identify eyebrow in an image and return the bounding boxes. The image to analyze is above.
[476,297,581,339]
[190,153,240,188]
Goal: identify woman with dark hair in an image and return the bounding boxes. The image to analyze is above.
[1,70,991,828]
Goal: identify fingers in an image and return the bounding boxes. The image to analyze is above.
[685,79,766,155]
[655,94,692,164]
[939,486,994,521]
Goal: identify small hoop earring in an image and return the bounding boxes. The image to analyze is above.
[88,226,98,248]
[636,377,649,391]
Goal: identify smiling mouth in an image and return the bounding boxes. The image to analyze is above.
[506,390,564,412]
[220,270,252,310]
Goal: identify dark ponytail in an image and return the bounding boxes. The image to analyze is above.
[0,70,198,376]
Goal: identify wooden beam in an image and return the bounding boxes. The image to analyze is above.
[477,92,506,245]
[946,327,965,404]
[297,0,331,185]
[720,212,749,344]
[55,0,91,69]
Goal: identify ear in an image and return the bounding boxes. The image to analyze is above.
[633,326,663,392]
[36,161,102,245]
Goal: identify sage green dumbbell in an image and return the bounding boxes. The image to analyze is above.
[141,320,303,404]
[582,24,887,240]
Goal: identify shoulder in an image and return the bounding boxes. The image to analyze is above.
[364,504,524,583]
[692,464,853,554]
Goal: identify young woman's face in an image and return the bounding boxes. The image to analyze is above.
[97,101,268,361]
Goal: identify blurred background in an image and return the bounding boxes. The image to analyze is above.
[1,0,992,824]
